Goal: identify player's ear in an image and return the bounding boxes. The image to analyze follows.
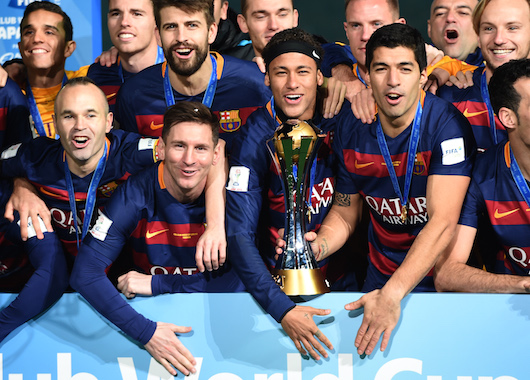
[106,112,113,133]
[212,139,223,166]
[264,71,270,87]
[156,138,165,161]
[155,27,162,48]
[208,22,218,45]
[317,69,324,87]
[498,107,517,131]
[64,40,76,58]
[293,9,299,27]
[237,14,249,33]
[419,68,428,88]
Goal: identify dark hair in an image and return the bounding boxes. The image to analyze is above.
[241,0,294,17]
[55,77,109,114]
[366,23,427,73]
[489,59,530,118]
[20,1,73,42]
[153,0,214,29]
[262,27,324,72]
[344,0,399,18]
[162,101,219,145]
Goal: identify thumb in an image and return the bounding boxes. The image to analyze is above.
[312,307,331,316]
[344,298,364,311]
[171,324,193,334]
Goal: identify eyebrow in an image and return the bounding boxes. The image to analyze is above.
[251,7,291,15]
[22,23,60,32]
[433,4,473,13]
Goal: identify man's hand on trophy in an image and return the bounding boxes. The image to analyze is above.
[274,229,323,261]
[281,305,333,361]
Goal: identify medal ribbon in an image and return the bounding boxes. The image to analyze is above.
[509,146,530,209]
[26,74,67,139]
[356,65,368,88]
[376,99,423,223]
[64,141,108,249]
[480,69,498,145]
[163,54,218,108]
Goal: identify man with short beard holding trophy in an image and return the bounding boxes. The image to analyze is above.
[226,28,356,361]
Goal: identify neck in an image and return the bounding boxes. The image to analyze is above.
[510,138,530,181]
[119,42,160,74]
[66,155,101,178]
[27,66,65,88]
[168,53,213,96]
[379,93,421,139]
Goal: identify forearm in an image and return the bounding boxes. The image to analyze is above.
[204,140,227,229]
[435,261,530,293]
[0,233,68,342]
[71,245,156,344]
[382,216,456,300]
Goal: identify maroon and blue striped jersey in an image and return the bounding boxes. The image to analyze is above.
[0,130,158,259]
[459,142,530,276]
[438,67,506,151]
[0,78,31,150]
[114,53,271,153]
[334,91,476,292]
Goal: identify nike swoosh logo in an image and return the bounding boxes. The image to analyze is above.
[463,108,488,118]
[146,229,169,239]
[150,121,164,130]
[354,160,374,169]
[106,92,116,99]
[494,208,519,219]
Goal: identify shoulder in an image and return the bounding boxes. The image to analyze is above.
[218,54,265,84]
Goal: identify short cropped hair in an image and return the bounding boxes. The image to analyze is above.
[154,0,214,29]
[489,59,530,118]
[262,27,324,72]
[366,23,427,73]
[473,0,530,34]
[20,1,73,42]
[162,101,219,145]
[241,0,294,18]
[344,0,400,18]
[55,77,109,115]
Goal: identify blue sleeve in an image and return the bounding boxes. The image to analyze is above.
[321,43,355,78]
[3,78,32,149]
[333,113,360,195]
[71,243,157,345]
[0,229,68,342]
[226,116,295,322]
[109,130,158,174]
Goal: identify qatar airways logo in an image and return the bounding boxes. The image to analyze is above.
[0,354,519,380]
[308,177,334,216]
[365,196,428,225]
[507,246,530,274]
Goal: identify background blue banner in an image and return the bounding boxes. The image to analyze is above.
[0,292,526,379]
[0,0,101,71]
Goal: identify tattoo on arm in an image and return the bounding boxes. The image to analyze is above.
[333,192,351,207]
[317,238,329,261]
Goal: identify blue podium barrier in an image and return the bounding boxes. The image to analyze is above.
[0,292,527,379]
[0,0,102,71]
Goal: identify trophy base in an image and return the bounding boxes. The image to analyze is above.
[271,268,330,296]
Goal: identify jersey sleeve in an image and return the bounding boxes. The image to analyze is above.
[111,130,158,174]
[0,221,68,342]
[321,42,355,78]
[1,78,31,149]
[0,140,31,178]
[425,99,476,177]
[457,176,484,229]
[71,179,156,345]
[226,114,295,322]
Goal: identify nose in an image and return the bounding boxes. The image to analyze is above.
[268,15,279,31]
[387,68,400,87]
[286,71,298,89]
[361,25,372,42]
[183,147,195,165]
[493,28,507,45]
[33,28,45,43]
[445,9,456,23]
[120,11,131,27]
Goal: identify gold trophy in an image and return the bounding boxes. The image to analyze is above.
[267,119,330,296]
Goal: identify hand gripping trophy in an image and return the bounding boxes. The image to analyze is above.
[267,119,330,296]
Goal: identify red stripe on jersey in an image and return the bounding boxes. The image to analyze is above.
[100,85,121,105]
[133,219,205,247]
[36,183,84,201]
[0,106,7,131]
[455,100,504,131]
[136,114,164,137]
[343,150,431,178]
[371,218,416,250]
[268,188,285,213]
[368,242,399,276]
[485,199,530,226]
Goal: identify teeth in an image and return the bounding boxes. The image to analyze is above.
[119,33,134,38]
[286,95,301,100]
[176,48,192,54]
[31,49,46,54]
[493,49,513,54]
[388,94,400,99]
[74,138,88,143]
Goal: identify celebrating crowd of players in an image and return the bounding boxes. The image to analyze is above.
[1,0,530,376]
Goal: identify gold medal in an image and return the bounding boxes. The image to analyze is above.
[401,205,407,223]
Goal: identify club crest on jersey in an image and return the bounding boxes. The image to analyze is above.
[219,110,241,132]
[413,152,425,175]
[98,181,119,197]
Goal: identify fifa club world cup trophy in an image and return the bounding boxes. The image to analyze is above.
[267,119,330,296]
